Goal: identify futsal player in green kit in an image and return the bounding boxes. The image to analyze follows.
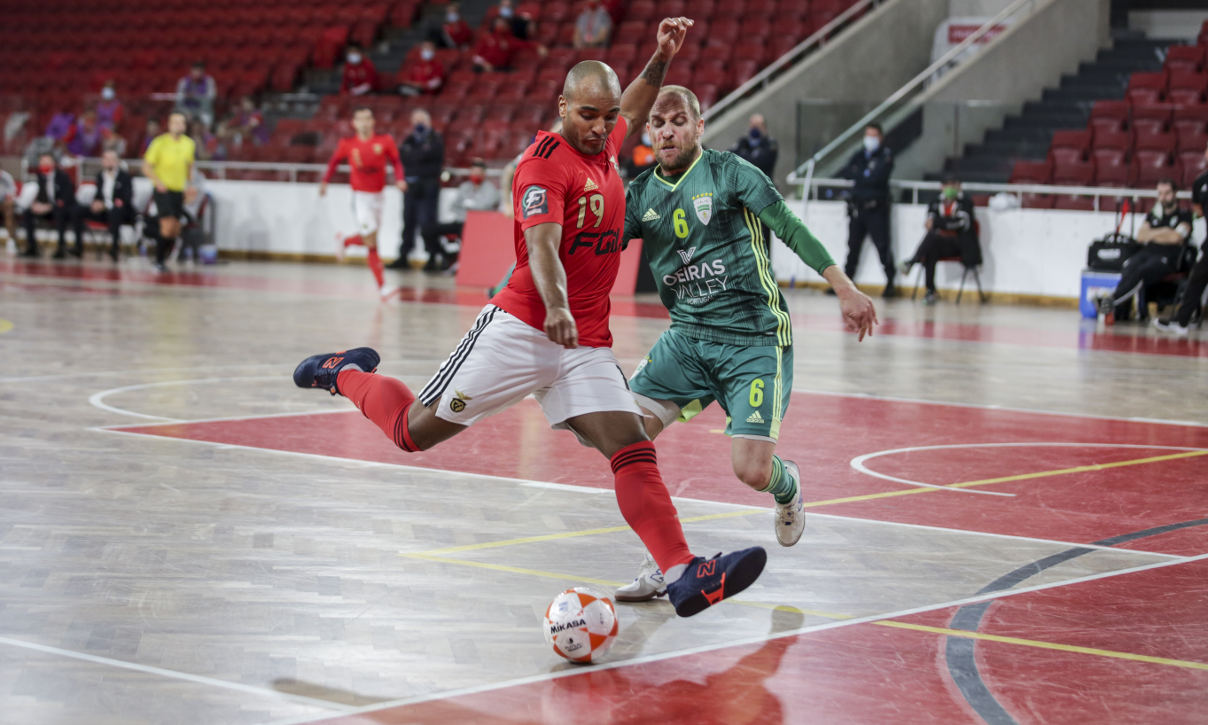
[615,86,878,602]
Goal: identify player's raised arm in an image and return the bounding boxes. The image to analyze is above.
[524,222,578,349]
[619,17,692,138]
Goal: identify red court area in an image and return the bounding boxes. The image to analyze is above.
[114,393,1208,555]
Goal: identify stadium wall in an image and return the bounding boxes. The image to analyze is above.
[203,180,1208,302]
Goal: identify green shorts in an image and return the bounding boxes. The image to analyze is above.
[629,328,793,441]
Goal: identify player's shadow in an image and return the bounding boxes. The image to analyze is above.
[541,605,807,724]
[271,677,396,708]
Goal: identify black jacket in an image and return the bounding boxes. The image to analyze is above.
[843,145,893,205]
[94,169,134,212]
[731,133,778,179]
[400,129,445,182]
[926,193,981,267]
[33,169,77,209]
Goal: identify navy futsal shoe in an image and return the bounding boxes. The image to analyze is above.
[293,347,380,395]
[666,546,767,617]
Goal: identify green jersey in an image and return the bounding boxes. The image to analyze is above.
[625,148,796,346]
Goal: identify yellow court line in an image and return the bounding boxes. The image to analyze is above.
[397,556,1208,672]
[0,319,13,334]
[876,620,1208,672]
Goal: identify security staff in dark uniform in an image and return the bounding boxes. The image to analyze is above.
[1100,177,1192,322]
[388,109,445,270]
[841,123,897,297]
[899,177,981,304]
[1154,145,1208,334]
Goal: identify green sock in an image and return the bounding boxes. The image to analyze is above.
[760,455,799,505]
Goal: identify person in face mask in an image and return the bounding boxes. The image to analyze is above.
[497,0,534,40]
[840,123,898,297]
[388,109,446,270]
[421,158,501,273]
[399,41,447,96]
[340,43,380,96]
[174,62,216,128]
[21,153,79,259]
[898,176,981,305]
[1098,178,1193,323]
[731,114,778,179]
[574,0,612,48]
[95,81,124,133]
[436,2,473,48]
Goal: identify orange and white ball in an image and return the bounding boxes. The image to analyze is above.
[542,587,619,664]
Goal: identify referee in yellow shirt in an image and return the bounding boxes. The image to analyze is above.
[142,111,196,271]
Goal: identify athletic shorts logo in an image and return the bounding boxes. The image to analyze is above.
[692,193,714,225]
[746,411,765,424]
[522,186,548,219]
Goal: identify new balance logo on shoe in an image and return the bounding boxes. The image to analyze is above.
[746,411,764,424]
[697,560,717,578]
[642,208,660,222]
[321,356,345,369]
[702,577,726,605]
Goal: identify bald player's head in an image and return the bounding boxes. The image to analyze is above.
[647,85,705,174]
[558,61,622,156]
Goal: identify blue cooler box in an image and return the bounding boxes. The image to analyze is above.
[1080,269,1122,318]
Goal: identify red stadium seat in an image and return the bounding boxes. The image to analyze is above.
[1020,193,1054,209]
[1132,150,1175,188]
[1134,129,1175,154]
[1126,72,1167,104]
[1165,45,1205,73]
[1094,155,1132,187]
[1048,129,1091,163]
[1092,128,1131,152]
[1173,105,1208,138]
[1132,102,1174,131]
[1176,127,1208,153]
[1089,100,1130,134]
[1051,158,1094,186]
[1053,194,1096,211]
[1009,159,1052,184]
[1178,151,1205,186]
[1168,71,1208,105]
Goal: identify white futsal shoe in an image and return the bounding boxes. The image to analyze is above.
[379,284,399,301]
[775,459,805,547]
[335,234,347,262]
[614,552,667,602]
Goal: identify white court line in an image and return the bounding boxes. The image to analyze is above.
[265,551,1208,725]
[849,442,1208,498]
[0,635,351,715]
[89,426,1186,560]
[88,376,288,422]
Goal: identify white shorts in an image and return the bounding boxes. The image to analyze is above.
[351,191,383,236]
[418,306,641,432]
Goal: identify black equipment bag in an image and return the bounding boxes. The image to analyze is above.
[1087,232,1140,272]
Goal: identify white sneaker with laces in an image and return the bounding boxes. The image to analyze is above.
[1152,318,1189,336]
[775,459,805,547]
[614,552,667,602]
[379,285,399,301]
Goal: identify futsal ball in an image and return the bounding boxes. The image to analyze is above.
[542,587,619,664]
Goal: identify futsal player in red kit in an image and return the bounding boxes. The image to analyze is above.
[321,106,406,300]
[295,18,768,617]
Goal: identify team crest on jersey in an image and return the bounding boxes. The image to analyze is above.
[692,193,713,225]
[522,186,548,219]
[373,143,382,154]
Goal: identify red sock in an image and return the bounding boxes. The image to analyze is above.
[343,235,363,248]
[337,370,420,451]
[610,441,694,572]
[366,247,385,288]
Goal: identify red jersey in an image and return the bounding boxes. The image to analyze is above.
[323,134,404,193]
[340,60,379,95]
[491,118,629,348]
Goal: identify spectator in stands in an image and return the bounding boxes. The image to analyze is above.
[188,119,223,162]
[388,109,444,270]
[341,43,380,96]
[436,2,474,48]
[898,177,980,305]
[840,123,897,297]
[421,159,500,272]
[731,114,778,180]
[0,169,17,248]
[1098,178,1192,323]
[498,0,535,40]
[77,149,134,262]
[95,80,124,133]
[21,153,79,258]
[44,111,76,152]
[625,128,656,179]
[66,111,102,158]
[399,42,446,96]
[100,127,127,157]
[175,62,217,128]
[573,0,613,49]
[225,96,269,148]
[474,17,544,72]
[142,111,197,272]
[140,118,161,154]
[1154,144,1208,336]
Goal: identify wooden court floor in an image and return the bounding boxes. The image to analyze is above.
[1,257,1206,724]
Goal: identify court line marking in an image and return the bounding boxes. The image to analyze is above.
[850,442,1208,498]
[0,318,13,334]
[88,376,289,422]
[89,427,1193,561]
[0,635,352,714]
[267,552,1208,725]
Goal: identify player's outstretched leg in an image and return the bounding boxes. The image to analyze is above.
[614,551,667,602]
[665,547,768,618]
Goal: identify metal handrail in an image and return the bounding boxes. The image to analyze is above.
[788,0,1039,182]
[702,0,882,122]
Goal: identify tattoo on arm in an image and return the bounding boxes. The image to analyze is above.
[641,57,667,87]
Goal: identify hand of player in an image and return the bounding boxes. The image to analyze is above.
[397,179,408,193]
[91,200,104,213]
[544,306,579,349]
[837,288,878,342]
[318,182,327,198]
[655,17,692,58]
